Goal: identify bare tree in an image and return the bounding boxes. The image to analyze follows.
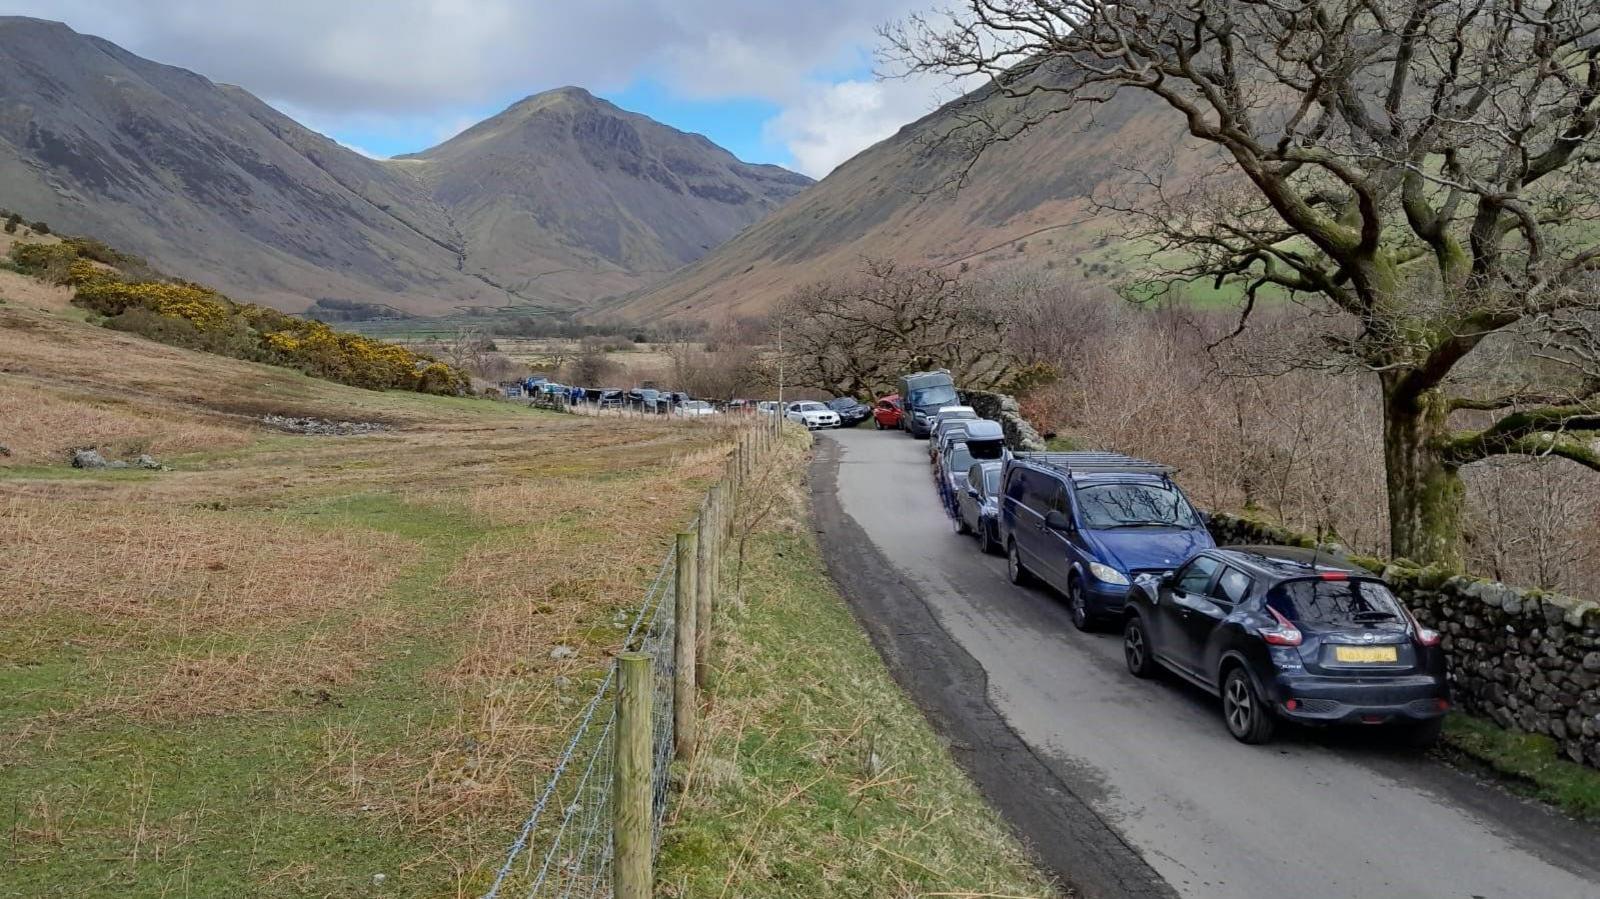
[775,258,1048,397]
[885,1,1600,565]
[568,337,620,385]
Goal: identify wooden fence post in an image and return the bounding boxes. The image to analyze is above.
[613,652,652,899]
[673,531,698,762]
[695,492,717,690]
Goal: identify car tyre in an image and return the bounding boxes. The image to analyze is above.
[952,512,970,536]
[1068,576,1095,632]
[1394,717,1444,750]
[1222,667,1275,744]
[1007,541,1033,587]
[1124,615,1157,679]
[978,522,998,555]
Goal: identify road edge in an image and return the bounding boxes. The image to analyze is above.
[807,436,1177,899]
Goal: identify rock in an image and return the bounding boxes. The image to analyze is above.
[553,675,571,689]
[106,460,129,469]
[0,443,10,456]
[71,448,108,468]
[135,454,163,470]
[1582,652,1600,673]
[261,414,386,436]
[549,645,576,661]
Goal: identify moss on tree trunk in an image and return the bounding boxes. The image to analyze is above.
[1383,374,1464,567]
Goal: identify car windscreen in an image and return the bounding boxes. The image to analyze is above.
[946,445,974,473]
[1075,482,1201,529]
[1267,578,1405,626]
[827,398,857,410]
[796,402,826,411]
[910,384,958,408]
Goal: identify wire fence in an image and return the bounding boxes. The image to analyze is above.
[481,551,680,899]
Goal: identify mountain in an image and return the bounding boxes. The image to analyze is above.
[0,17,811,316]
[608,75,1206,322]
[395,88,812,310]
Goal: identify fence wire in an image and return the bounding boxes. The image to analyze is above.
[482,549,680,899]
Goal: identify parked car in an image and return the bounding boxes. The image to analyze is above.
[1122,547,1450,746]
[899,370,959,437]
[872,395,903,430]
[928,406,979,447]
[935,419,1004,469]
[756,400,781,417]
[1000,452,1214,632]
[785,401,841,429]
[930,420,973,465]
[936,440,978,519]
[955,461,1004,552]
[675,400,718,417]
[597,388,625,409]
[827,397,871,427]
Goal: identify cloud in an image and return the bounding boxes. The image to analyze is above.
[5,0,946,175]
[765,75,973,177]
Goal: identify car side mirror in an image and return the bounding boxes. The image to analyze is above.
[1133,573,1162,603]
[965,485,980,498]
[1044,509,1073,531]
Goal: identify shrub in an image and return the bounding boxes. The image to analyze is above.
[70,266,468,394]
[31,221,49,235]
[9,242,79,284]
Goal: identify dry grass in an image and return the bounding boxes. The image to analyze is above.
[0,302,742,896]
[0,379,253,465]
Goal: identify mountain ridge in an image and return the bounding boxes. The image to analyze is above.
[0,17,811,316]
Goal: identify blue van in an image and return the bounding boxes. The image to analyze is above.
[999,452,1213,631]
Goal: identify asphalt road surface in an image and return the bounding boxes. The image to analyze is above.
[810,427,1600,899]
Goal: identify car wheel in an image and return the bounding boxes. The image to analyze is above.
[1124,615,1157,678]
[1394,717,1444,750]
[1222,667,1275,744]
[951,513,969,536]
[1007,541,1033,587]
[978,522,997,555]
[1068,576,1095,632]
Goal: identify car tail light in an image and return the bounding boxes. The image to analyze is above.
[1318,572,1349,581]
[1261,607,1303,646]
[1434,698,1451,712]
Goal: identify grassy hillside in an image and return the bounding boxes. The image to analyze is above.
[0,297,743,896]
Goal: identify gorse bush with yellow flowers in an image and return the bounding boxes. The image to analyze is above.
[9,240,468,395]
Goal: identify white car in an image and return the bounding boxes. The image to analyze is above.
[675,400,718,417]
[785,401,841,429]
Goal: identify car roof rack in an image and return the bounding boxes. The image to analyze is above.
[1009,450,1176,477]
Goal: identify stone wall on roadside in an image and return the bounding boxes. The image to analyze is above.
[960,389,1047,451]
[1208,512,1600,770]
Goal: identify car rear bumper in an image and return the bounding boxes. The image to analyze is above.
[1266,673,1449,724]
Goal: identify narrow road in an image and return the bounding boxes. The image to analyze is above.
[810,428,1600,899]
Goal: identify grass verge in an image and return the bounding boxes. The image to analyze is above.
[657,438,1060,899]
[1442,714,1600,822]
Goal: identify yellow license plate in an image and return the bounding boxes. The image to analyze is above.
[1334,645,1398,663]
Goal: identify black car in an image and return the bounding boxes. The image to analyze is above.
[826,397,871,427]
[1122,546,1449,746]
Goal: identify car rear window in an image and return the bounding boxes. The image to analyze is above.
[984,467,1001,493]
[1267,578,1405,626]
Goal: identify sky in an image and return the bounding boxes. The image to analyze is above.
[2,0,971,177]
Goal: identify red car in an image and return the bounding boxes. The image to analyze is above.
[872,394,904,430]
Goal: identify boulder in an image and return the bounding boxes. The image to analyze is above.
[70,448,108,468]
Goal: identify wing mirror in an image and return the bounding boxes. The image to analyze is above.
[965,485,980,498]
[1044,510,1073,531]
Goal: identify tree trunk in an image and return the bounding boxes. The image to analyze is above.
[1382,374,1464,567]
